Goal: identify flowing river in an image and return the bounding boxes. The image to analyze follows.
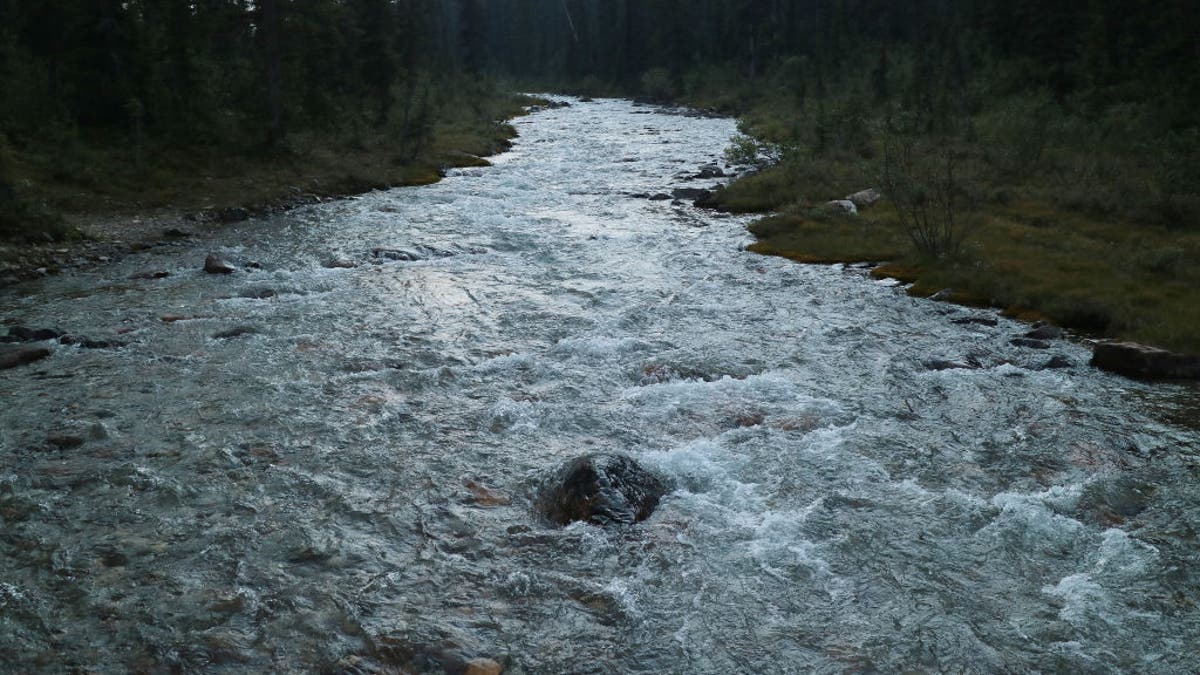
[1,99,1198,674]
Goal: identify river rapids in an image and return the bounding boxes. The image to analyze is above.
[1,98,1198,673]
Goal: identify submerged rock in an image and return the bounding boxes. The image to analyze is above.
[672,187,712,202]
[1011,337,1051,349]
[1091,341,1200,379]
[204,254,235,274]
[0,344,50,369]
[217,207,250,224]
[538,453,670,526]
[2,326,63,342]
[1025,325,1064,340]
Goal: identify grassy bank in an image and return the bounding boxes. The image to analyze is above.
[693,83,1200,355]
[0,89,538,246]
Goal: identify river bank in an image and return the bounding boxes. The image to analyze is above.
[0,93,552,287]
[695,101,1200,363]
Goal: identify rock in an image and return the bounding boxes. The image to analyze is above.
[648,193,672,201]
[846,188,884,209]
[217,207,250,224]
[162,227,192,238]
[464,658,503,675]
[671,187,713,202]
[1091,341,1200,379]
[130,270,171,280]
[58,335,122,349]
[3,326,63,342]
[204,254,235,274]
[46,434,85,450]
[88,422,111,441]
[324,257,358,269]
[538,453,670,526]
[244,261,264,270]
[372,244,485,262]
[0,344,51,369]
[923,359,977,371]
[1011,337,1051,349]
[465,480,511,506]
[951,315,999,327]
[826,199,858,215]
[212,326,258,339]
[695,163,725,179]
[239,287,277,300]
[1025,325,1064,340]
[1043,355,1074,370]
[929,288,955,302]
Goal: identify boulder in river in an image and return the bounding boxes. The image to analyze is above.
[1025,325,1064,340]
[0,344,50,370]
[2,326,63,342]
[217,207,250,224]
[1091,341,1200,379]
[204,254,235,274]
[671,187,713,203]
[538,453,670,526]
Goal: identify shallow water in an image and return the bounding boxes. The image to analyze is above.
[1,99,1198,674]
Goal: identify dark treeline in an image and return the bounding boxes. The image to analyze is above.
[478,0,1199,124]
[0,0,499,146]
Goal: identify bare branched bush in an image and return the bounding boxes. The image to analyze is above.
[879,122,975,258]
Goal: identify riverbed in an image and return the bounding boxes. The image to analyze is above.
[1,98,1198,673]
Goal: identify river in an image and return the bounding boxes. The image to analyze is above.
[1,98,1198,673]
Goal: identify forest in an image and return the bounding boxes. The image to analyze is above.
[1,0,1198,349]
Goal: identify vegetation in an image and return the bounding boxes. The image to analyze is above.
[0,1,529,242]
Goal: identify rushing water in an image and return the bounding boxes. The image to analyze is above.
[2,99,1199,674]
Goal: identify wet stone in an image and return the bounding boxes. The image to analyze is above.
[3,326,63,342]
[203,254,235,275]
[0,344,51,370]
[1011,337,1051,349]
[538,453,670,526]
[1025,325,1064,340]
[46,434,85,450]
[130,270,171,280]
[212,326,258,340]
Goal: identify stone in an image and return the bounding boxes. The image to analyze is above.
[929,288,955,302]
[0,344,50,369]
[46,434,85,450]
[1011,337,1051,349]
[465,480,511,507]
[826,199,858,215]
[130,270,171,280]
[671,187,713,202]
[538,453,670,526]
[217,207,250,224]
[324,257,358,269]
[464,658,503,675]
[951,315,999,327]
[1025,325,1063,340]
[1091,341,1200,379]
[923,359,977,371]
[1043,355,1074,370]
[3,326,63,342]
[648,193,672,201]
[162,227,192,238]
[846,188,884,209]
[204,254,235,274]
[212,326,258,339]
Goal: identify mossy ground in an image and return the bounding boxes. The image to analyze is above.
[0,93,538,247]
[739,177,1200,353]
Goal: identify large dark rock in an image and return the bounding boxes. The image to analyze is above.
[538,453,670,526]
[0,344,51,370]
[2,326,63,343]
[1091,341,1200,379]
[671,187,713,202]
[1025,325,1064,340]
[217,207,250,224]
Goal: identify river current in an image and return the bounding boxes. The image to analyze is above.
[1,99,1198,673]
